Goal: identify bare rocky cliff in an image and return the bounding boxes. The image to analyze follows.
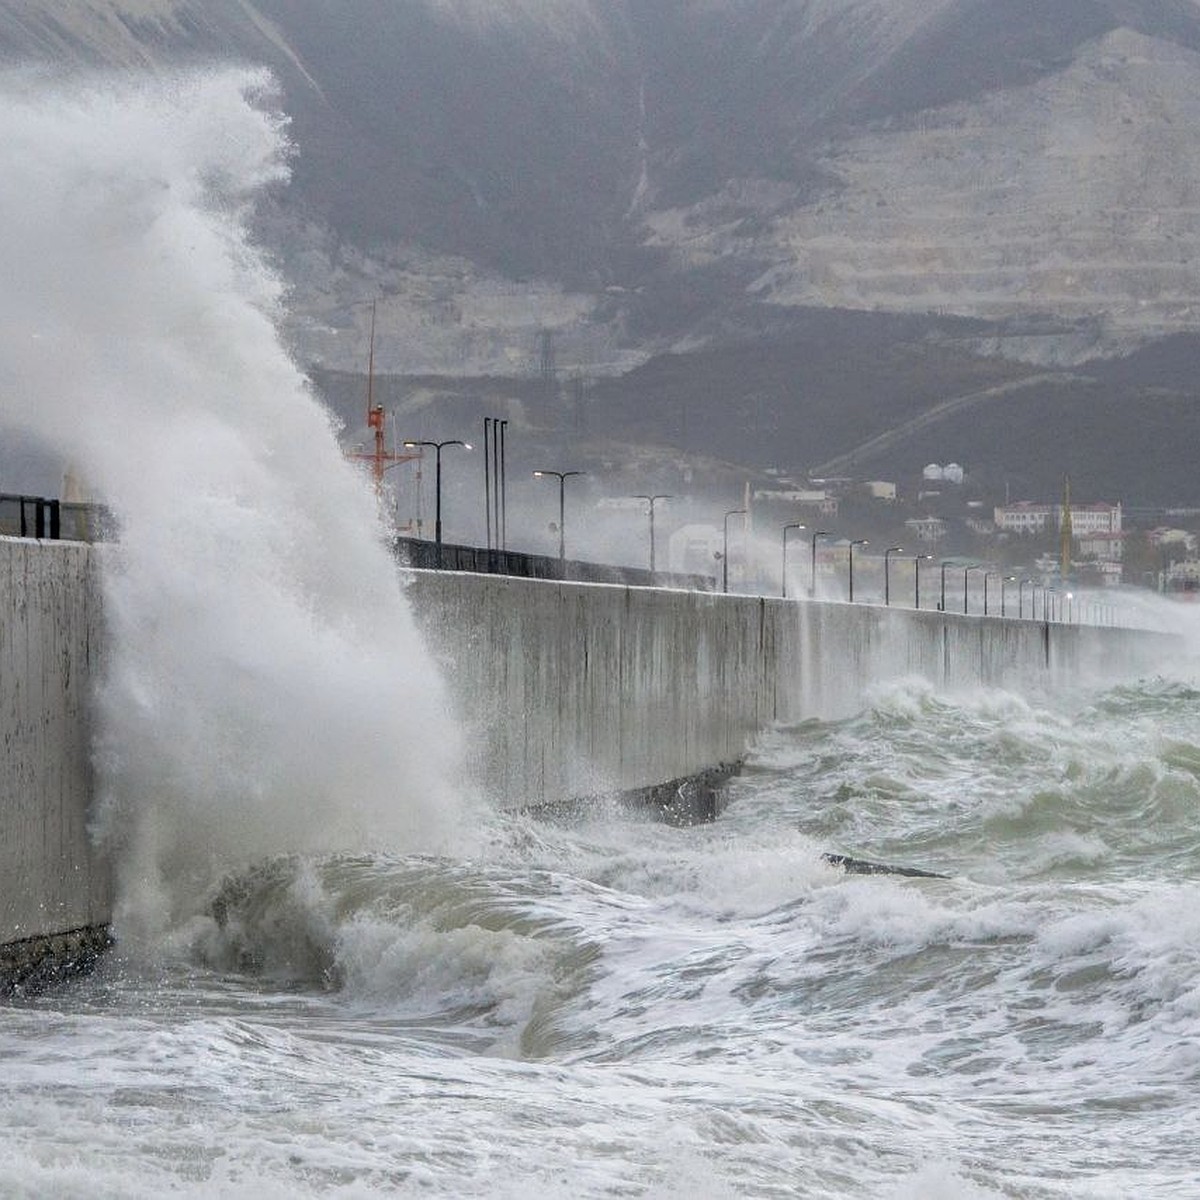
[5,1,1200,500]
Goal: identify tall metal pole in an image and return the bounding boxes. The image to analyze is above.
[498,420,508,550]
[491,420,501,551]
[848,539,868,603]
[483,418,493,551]
[782,522,805,599]
[723,509,746,594]
[434,445,443,548]
[634,494,671,574]
[557,478,565,561]
[884,546,903,606]
[810,530,830,599]
[403,439,470,555]
[534,470,583,562]
[915,554,932,609]
[940,561,951,612]
[965,565,985,615]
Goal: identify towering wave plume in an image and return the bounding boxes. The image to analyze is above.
[0,68,465,935]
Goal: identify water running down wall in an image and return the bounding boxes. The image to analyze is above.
[0,541,1176,982]
[403,570,1175,810]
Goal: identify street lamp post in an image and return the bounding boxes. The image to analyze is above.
[1000,575,1015,617]
[723,509,747,594]
[914,554,933,610]
[634,494,672,574]
[534,470,584,562]
[983,571,996,616]
[483,418,493,551]
[810,531,830,598]
[781,522,806,599]
[940,560,953,611]
[884,546,903,606]
[964,565,983,614]
[498,420,508,550]
[403,439,472,555]
[848,539,868,603]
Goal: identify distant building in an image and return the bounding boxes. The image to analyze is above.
[1077,531,1126,561]
[753,487,839,516]
[861,481,897,502]
[1148,527,1199,555]
[923,462,964,485]
[1163,559,1200,598]
[905,516,947,542]
[995,502,1054,533]
[994,501,1122,536]
[795,489,840,516]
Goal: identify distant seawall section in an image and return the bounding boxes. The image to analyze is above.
[404,571,1170,810]
[0,538,111,988]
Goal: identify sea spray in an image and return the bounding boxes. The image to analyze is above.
[0,68,467,938]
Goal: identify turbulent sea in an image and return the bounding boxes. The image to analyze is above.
[5,672,1200,1199]
[2,66,1199,1200]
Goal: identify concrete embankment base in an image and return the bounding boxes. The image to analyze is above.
[1,925,113,995]
[528,760,742,826]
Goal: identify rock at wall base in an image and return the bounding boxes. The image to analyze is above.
[528,761,742,826]
[0,925,113,996]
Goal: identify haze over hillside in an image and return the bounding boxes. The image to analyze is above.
[4,0,1200,502]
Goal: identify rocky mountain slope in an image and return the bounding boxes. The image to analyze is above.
[5,1,1200,500]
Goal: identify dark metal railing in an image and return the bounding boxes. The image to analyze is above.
[0,495,112,543]
[395,536,715,591]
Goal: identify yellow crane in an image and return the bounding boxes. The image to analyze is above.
[1059,475,1072,583]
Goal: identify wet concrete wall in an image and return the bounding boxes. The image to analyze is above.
[0,538,111,980]
[0,553,1173,977]
[404,571,1172,809]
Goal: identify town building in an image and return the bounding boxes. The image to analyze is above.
[904,516,947,543]
[994,501,1122,536]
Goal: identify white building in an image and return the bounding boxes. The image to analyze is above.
[862,481,897,502]
[1077,531,1125,561]
[1149,527,1199,555]
[923,463,965,484]
[994,501,1122,536]
[905,516,947,542]
[752,488,838,516]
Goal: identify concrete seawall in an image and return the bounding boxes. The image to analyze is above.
[404,571,1173,810]
[0,538,111,988]
[0,548,1174,985]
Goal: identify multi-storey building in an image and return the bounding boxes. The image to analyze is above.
[994,501,1122,536]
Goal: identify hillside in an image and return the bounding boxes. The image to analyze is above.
[4,1,1200,501]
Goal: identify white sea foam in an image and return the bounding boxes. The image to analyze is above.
[0,68,467,940]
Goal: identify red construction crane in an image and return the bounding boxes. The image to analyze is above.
[346,299,420,497]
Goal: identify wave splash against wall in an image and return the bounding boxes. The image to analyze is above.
[0,68,466,942]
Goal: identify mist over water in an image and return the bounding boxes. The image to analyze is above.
[0,69,466,935]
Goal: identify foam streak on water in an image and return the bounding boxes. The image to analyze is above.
[0,69,465,935]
